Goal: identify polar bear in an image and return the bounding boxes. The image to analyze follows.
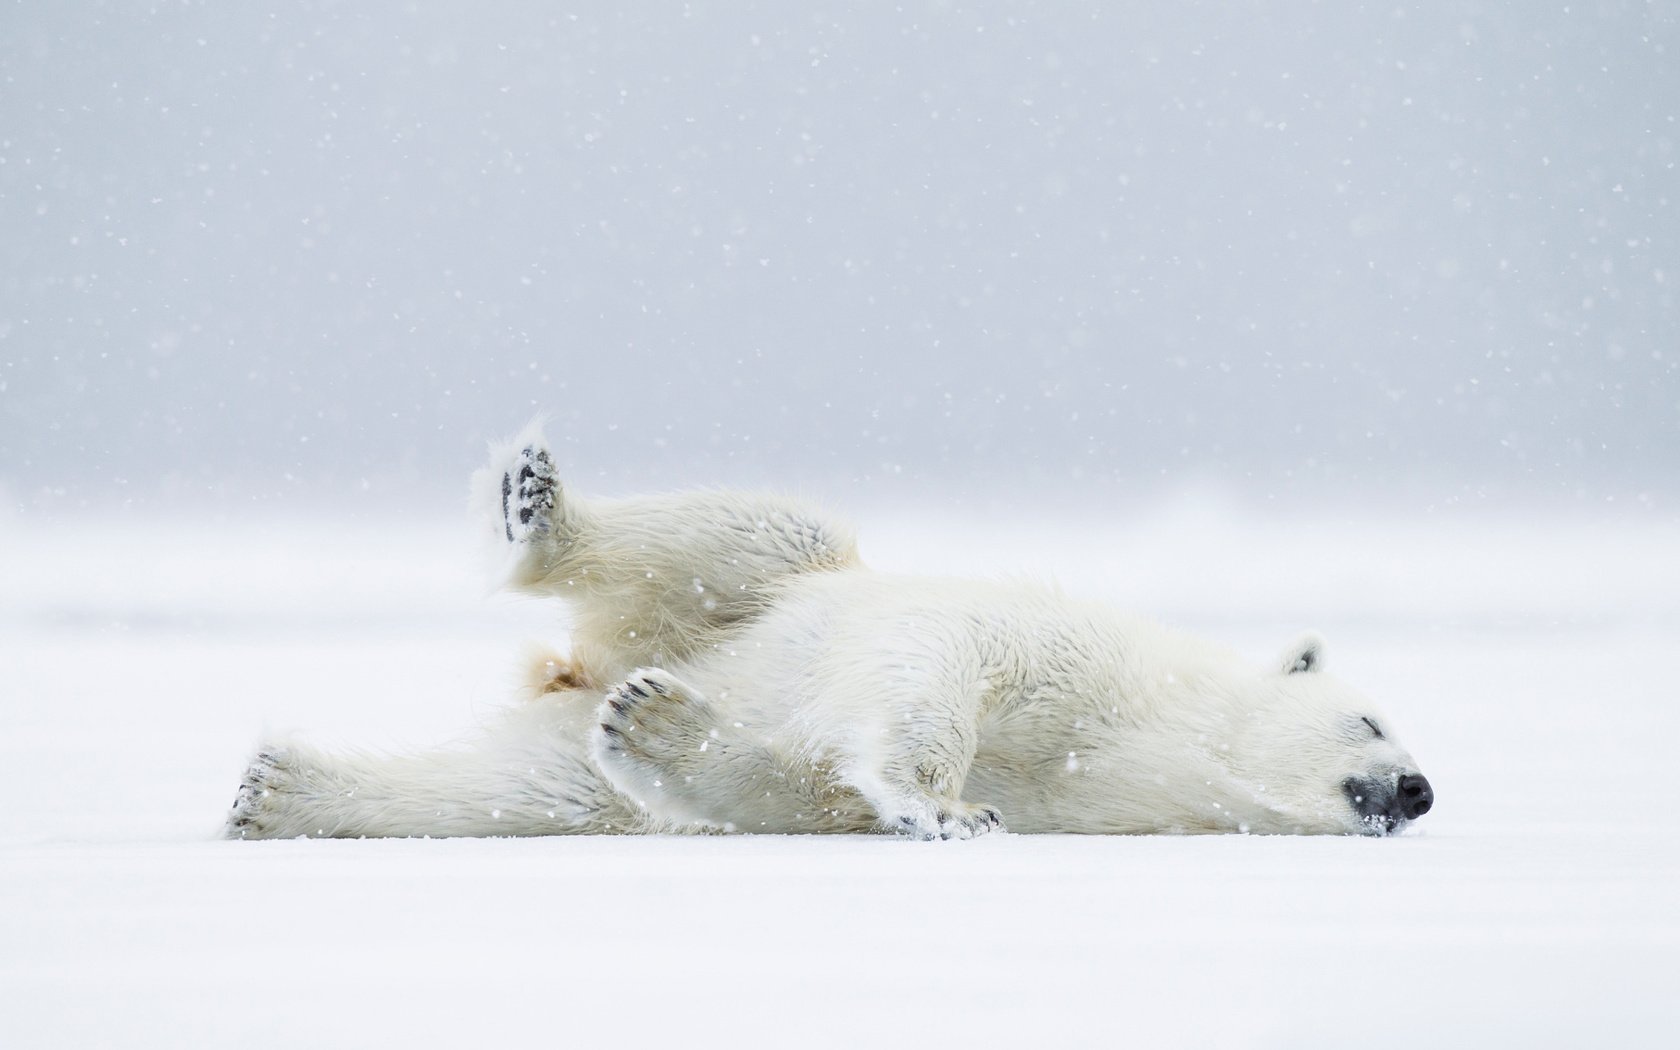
[226,427,1433,840]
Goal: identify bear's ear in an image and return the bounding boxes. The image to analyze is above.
[1279,631,1327,674]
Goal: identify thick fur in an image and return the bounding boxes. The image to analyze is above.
[227,427,1429,840]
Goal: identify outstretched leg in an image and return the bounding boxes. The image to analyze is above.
[475,424,862,683]
[225,693,642,839]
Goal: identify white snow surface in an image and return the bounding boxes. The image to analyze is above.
[2,506,1677,1048]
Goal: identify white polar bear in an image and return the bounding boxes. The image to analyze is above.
[227,426,1434,841]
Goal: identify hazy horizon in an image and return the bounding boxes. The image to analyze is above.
[3,3,1676,518]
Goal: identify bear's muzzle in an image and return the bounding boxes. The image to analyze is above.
[1343,772,1433,834]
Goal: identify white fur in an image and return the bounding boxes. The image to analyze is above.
[227,428,1427,840]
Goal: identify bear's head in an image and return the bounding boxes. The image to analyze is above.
[1219,632,1433,835]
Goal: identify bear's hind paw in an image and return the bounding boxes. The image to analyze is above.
[499,443,558,545]
[225,747,298,839]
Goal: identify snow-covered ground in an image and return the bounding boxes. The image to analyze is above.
[2,505,1677,1048]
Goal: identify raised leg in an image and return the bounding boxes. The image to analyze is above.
[474,423,587,592]
[474,424,862,682]
[225,693,642,839]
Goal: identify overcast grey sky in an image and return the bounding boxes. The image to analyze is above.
[2,2,1675,516]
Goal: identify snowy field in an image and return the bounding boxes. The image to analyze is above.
[3,505,1678,1048]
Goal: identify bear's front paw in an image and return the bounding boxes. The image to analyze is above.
[594,668,713,769]
[500,443,558,545]
[892,800,1007,841]
[591,669,732,824]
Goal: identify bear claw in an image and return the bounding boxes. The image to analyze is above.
[593,669,716,777]
[226,747,297,838]
[893,800,1007,841]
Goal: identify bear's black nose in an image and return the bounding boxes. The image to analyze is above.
[1397,773,1433,819]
